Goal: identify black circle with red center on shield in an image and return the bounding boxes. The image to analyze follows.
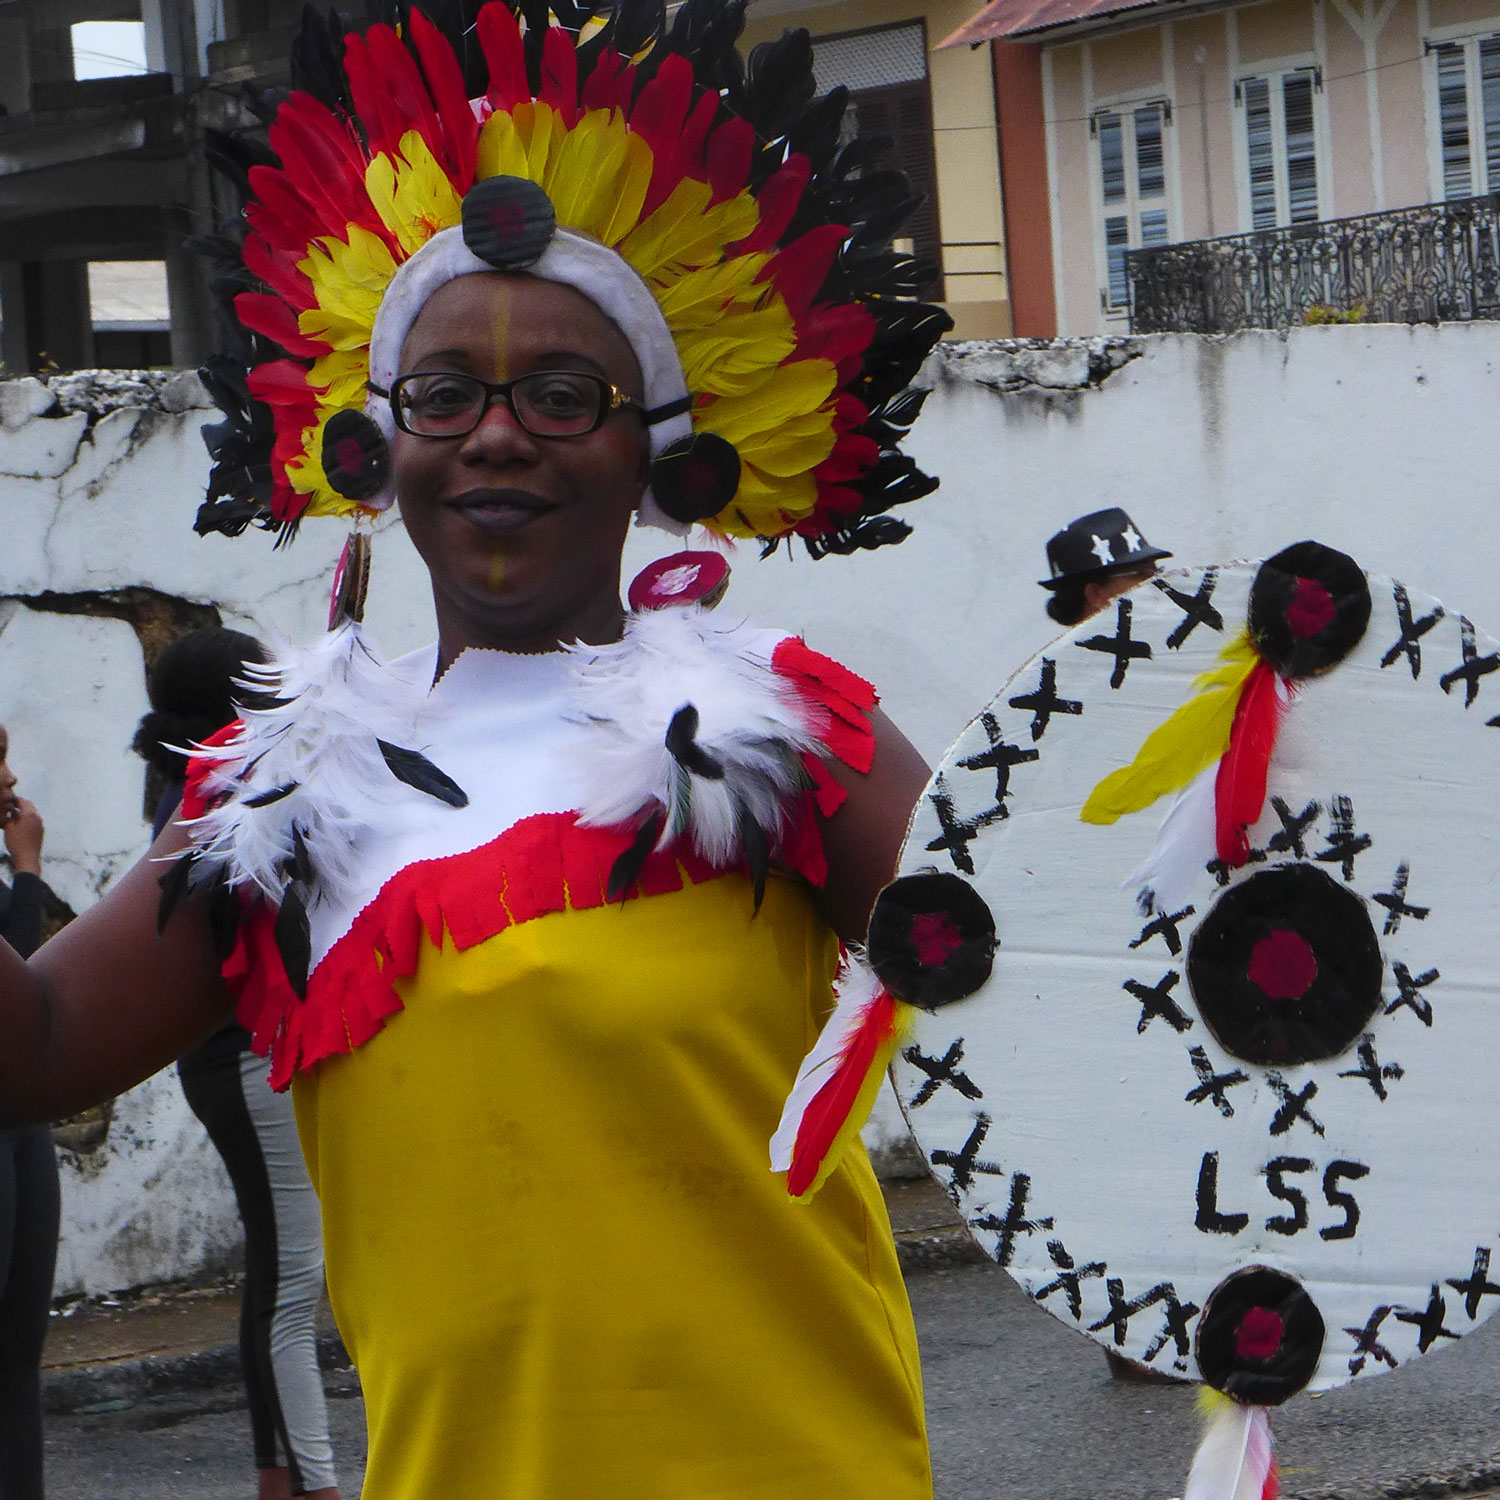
[867,870,997,1010]
[1186,864,1382,1065]
[1196,1265,1325,1404]
[1248,541,1371,678]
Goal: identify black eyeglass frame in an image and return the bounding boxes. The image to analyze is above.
[370,370,649,439]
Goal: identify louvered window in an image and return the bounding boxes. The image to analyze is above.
[1430,35,1500,198]
[1238,69,1323,229]
[1094,103,1170,312]
[811,23,944,300]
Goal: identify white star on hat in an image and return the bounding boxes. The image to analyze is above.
[1090,533,1114,566]
[1121,525,1143,553]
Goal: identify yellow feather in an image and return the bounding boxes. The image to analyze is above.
[676,309,797,395]
[694,358,837,442]
[655,255,774,326]
[514,101,561,189]
[707,466,817,536]
[306,349,369,407]
[298,226,394,351]
[1196,1386,1235,1418]
[475,110,529,182]
[546,110,644,239]
[596,133,654,246]
[1079,632,1260,825]
[365,136,461,255]
[620,180,757,281]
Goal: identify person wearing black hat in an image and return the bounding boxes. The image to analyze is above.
[1041,508,1173,627]
[1040,507,1185,1386]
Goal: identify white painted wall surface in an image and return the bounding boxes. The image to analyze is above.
[2,322,1497,1288]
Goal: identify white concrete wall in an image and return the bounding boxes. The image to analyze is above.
[3,322,1498,1288]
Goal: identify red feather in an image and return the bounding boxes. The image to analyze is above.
[730,155,810,254]
[242,233,314,308]
[247,358,316,402]
[477,2,530,113]
[631,55,696,213]
[234,293,327,358]
[787,991,899,1198]
[813,432,880,484]
[1214,659,1283,866]
[797,303,877,382]
[340,33,400,158]
[581,47,634,112]
[758,224,848,321]
[347,24,444,169]
[410,9,479,188]
[270,95,384,244]
[246,167,323,251]
[705,116,753,203]
[539,26,580,128]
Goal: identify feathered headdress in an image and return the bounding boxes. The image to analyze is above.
[195,0,951,558]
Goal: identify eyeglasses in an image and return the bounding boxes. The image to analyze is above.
[376,370,645,439]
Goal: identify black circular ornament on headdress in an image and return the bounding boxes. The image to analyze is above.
[1186,864,1382,1065]
[1196,1266,1325,1404]
[868,871,997,1010]
[1248,541,1371,678]
[320,410,390,500]
[461,175,557,271]
[650,433,742,525]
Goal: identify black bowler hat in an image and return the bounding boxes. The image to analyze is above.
[1039,508,1172,590]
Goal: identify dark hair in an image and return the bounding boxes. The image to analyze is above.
[132,628,267,779]
[1046,582,1090,628]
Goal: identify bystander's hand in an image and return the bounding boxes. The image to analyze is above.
[3,798,44,875]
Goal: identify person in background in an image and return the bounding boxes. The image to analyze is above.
[1040,508,1173,627]
[1039,512,1185,1384]
[0,724,56,1500]
[133,631,341,1500]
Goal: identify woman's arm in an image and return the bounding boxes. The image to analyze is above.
[815,708,931,945]
[0,817,237,1126]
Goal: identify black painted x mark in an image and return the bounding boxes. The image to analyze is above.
[1078,598,1153,689]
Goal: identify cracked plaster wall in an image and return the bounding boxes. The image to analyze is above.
[3,324,1498,1288]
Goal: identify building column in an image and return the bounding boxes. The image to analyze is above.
[6,260,96,373]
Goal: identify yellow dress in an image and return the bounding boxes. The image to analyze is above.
[293,872,931,1499]
[200,623,933,1499]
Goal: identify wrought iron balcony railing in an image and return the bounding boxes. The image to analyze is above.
[1126,193,1500,333]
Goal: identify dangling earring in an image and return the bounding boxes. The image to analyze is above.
[328,513,373,630]
[319,406,389,631]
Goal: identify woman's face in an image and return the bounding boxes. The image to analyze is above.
[0,725,17,822]
[392,272,650,658]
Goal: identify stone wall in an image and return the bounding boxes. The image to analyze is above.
[3,322,1496,1289]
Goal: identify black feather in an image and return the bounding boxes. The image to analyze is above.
[607,808,665,903]
[665,705,725,780]
[244,781,299,809]
[741,29,816,142]
[286,824,316,888]
[157,851,198,935]
[207,872,243,962]
[274,883,312,999]
[784,87,848,175]
[737,801,768,913]
[377,739,469,807]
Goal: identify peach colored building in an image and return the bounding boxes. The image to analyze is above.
[949,0,1500,333]
[743,0,1015,337]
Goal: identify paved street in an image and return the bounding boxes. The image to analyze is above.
[43,1258,1500,1499]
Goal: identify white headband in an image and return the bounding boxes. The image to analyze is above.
[363,225,694,534]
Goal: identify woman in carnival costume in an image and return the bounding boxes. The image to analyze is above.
[0,2,951,1495]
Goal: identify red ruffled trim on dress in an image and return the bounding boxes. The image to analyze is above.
[188,638,877,1088]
